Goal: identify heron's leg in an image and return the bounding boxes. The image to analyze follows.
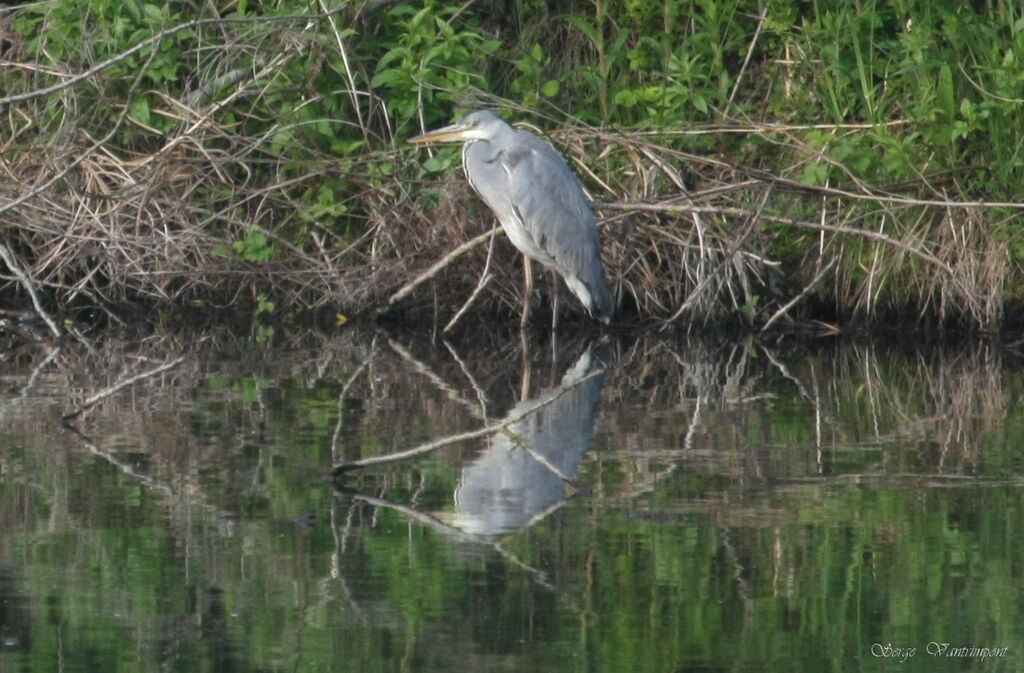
[549,269,560,333]
[519,328,531,401]
[520,256,533,329]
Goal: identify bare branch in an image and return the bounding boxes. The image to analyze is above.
[386,226,501,307]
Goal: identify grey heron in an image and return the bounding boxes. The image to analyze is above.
[409,110,614,326]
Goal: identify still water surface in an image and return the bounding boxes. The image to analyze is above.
[0,327,1022,672]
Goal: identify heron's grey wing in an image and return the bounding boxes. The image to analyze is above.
[464,138,567,268]
[505,135,613,317]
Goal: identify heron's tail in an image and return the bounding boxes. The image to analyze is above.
[561,256,614,324]
[588,276,614,325]
[571,266,614,324]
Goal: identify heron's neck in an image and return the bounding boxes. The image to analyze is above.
[464,138,501,163]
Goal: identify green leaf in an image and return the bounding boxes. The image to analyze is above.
[541,79,560,98]
[143,4,163,22]
[807,129,834,149]
[331,140,364,156]
[409,5,432,29]
[800,162,829,185]
[233,231,274,262]
[614,89,638,107]
[124,0,142,24]
[371,69,409,88]
[423,152,452,173]
[938,64,955,122]
[129,97,150,126]
[951,119,970,142]
[564,15,600,49]
[377,46,413,70]
[608,30,630,56]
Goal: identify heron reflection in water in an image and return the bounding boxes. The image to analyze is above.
[409,110,614,328]
[441,343,610,536]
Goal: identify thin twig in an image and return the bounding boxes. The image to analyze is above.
[62,423,175,496]
[725,9,766,114]
[747,169,1024,211]
[588,129,1024,210]
[0,241,62,338]
[318,0,367,138]
[387,338,486,416]
[444,227,497,332]
[761,257,838,331]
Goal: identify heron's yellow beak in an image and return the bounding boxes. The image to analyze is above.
[408,123,470,144]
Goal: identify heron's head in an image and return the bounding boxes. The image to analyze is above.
[408,110,509,145]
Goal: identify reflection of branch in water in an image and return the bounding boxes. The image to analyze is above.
[616,339,773,500]
[783,472,1024,489]
[759,345,813,402]
[387,338,483,416]
[58,356,195,496]
[517,442,575,486]
[682,393,703,453]
[325,498,368,624]
[443,339,490,420]
[330,369,605,475]
[759,344,835,429]
[61,355,186,421]
[514,495,573,532]
[657,343,705,454]
[54,354,208,503]
[335,488,559,594]
[0,346,61,422]
[60,422,174,496]
[759,343,825,472]
[330,347,377,464]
